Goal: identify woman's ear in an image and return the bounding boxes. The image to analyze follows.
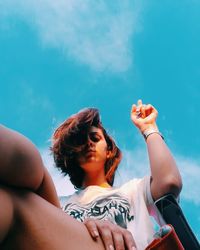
[106,150,112,159]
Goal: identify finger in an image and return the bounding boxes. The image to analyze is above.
[84,219,99,239]
[137,99,142,107]
[140,104,146,118]
[144,104,152,117]
[131,105,141,122]
[143,104,158,120]
[122,230,137,250]
[98,227,114,250]
[136,100,144,119]
[131,104,137,114]
[112,232,125,250]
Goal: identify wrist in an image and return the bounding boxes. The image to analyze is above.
[141,127,164,141]
[139,124,158,134]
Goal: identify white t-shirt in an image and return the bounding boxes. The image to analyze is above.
[60,176,163,250]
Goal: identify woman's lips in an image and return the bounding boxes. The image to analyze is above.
[86,148,95,153]
[86,150,95,154]
[85,150,95,157]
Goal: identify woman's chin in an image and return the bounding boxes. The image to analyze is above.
[80,158,106,171]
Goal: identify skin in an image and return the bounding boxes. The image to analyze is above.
[0,126,105,250]
[78,127,136,250]
[0,100,182,250]
[79,126,112,188]
[76,100,182,248]
[0,122,136,250]
[131,100,182,200]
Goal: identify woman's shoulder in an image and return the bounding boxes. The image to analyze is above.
[118,176,149,188]
[59,188,86,206]
[115,176,151,197]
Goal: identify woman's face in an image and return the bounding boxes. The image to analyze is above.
[78,126,109,173]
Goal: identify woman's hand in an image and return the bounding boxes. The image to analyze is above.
[84,218,136,250]
[131,99,158,133]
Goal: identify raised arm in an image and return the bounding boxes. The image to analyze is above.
[131,100,182,200]
[0,125,60,207]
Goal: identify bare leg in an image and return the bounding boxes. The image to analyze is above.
[0,126,60,206]
[0,186,105,250]
[0,125,104,249]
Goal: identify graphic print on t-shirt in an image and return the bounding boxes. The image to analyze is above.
[63,194,134,229]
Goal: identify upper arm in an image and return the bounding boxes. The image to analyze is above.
[150,174,182,201]
[0,125,44,190]
[0,188,14,243]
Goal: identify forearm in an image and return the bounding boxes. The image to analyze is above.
[146,133,182,200]
[0,125,44,190]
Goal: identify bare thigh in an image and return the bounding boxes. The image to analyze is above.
[1,188,105,250]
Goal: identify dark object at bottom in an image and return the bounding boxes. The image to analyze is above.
[155,194,200,250]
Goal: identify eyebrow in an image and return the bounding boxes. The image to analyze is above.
[89,131,102,137]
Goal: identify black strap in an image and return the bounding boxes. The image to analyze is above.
[155,194,200,250]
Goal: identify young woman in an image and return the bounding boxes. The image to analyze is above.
[0,100,182,250]
[51,99,182,249]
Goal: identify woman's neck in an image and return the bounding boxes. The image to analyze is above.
[82,171,111,188]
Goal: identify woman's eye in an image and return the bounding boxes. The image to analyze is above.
[90,134,100,142]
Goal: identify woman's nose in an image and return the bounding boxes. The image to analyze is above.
[87,138,93,146]
[87,137,95,147]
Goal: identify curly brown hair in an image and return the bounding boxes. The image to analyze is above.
[51,108,122,189]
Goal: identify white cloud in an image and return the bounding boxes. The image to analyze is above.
[40,149,75,196]
[0,0,142,72]
[176,156,200,205]
[114,147,150,186]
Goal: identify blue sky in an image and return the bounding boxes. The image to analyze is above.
[1,0,200,240]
